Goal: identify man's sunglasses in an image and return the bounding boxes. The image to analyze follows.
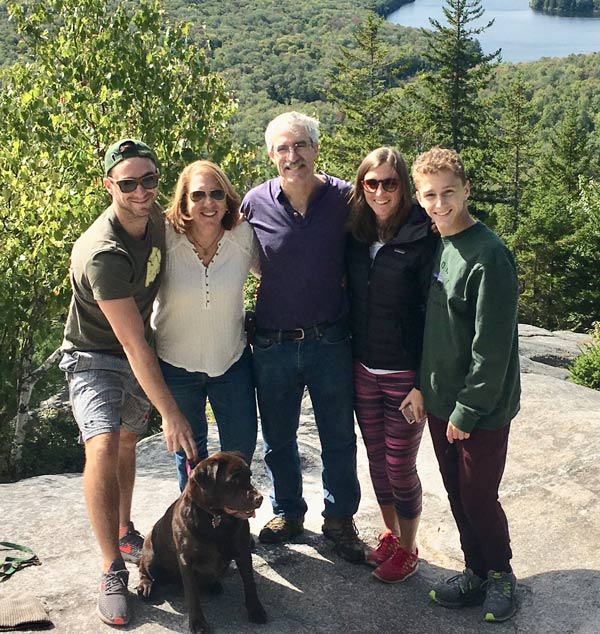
[109,173,159,193]
[362,178,399,193]
[189,189,226,202]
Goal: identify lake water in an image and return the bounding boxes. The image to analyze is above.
[387,0,600,62]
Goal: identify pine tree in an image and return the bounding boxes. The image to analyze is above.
[418,0,500,153]
[321,11,408,179]
[490,72,538,234]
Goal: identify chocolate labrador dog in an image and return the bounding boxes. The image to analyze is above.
[137,451,267,633]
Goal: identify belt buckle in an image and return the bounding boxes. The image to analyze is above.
[294,328,305,341]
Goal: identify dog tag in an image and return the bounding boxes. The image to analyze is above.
[212,514,222,528]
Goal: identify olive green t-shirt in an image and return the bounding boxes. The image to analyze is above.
[62,204,165,354]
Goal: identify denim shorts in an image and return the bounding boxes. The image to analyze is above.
[59,351,151,442]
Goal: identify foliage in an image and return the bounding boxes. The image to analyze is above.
[417,0,500,154]
[570,323,600,390]
[0,0,245,478]
[513,174,600,331]
[321,12,410,179]
[486,72,539,233]
[530,0,600,17]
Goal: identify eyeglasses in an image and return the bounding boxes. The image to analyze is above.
[362,178,399,193]
[108,173,159,193]
[273,140,312,157]
[189,189,226,202]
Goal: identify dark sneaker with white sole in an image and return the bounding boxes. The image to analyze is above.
[429,568,486,608]
[119,521,144,565]
[97,560,129,626]
[483,570,517,622]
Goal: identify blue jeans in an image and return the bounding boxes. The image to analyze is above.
[252,321,360,520]
[160,346,258,490]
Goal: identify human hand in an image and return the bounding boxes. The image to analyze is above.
[162,413,198,462]
[446,422,470,444]
[399,388,427,424]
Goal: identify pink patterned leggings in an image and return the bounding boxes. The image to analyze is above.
[354,361,425,519]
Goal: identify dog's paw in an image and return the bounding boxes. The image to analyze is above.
[207,580,224,595]
[136,579,153,601]
[247,602,268,624]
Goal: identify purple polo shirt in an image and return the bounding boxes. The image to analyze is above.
[241,173,352,330]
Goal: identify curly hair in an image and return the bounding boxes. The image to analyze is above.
[411,147,467,187]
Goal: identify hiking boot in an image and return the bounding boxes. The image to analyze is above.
[372,546,419,583]
[258,516,304,544]
[429,568,486,608]
[322,517,366,564]
[97,560,129,626]
[483,570,517,622]
[119,522,144,564]
[366,531,400,568]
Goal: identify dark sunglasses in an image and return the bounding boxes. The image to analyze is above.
[109,173,159,193]
[189,189,226,202]
[362,178,399,193]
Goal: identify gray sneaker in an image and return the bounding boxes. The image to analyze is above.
[97,561,129,626]
[483,570,517,622]
[429,568,486,608]
[322,517,366,564]
[119,521,144,565]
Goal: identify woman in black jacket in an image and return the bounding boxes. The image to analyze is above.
[347,147,438,583]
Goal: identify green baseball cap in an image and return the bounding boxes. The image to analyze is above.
[104,138,158,176]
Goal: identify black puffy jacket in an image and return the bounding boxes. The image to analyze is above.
[346,202,438,372]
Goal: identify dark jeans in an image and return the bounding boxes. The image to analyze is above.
[252,320,360,520]
[160,346,258,491]
[428,413,512,577]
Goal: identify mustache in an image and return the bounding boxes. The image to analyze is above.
[284,159,305,169]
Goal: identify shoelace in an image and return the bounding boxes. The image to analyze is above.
[104,571,127,595]
[390,547,417,570]
[376,534,397,553]
[486,575,512,599]
[445,572,481,593]
[338,519,360,544]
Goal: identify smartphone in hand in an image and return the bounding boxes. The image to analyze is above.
[401,404,427,425]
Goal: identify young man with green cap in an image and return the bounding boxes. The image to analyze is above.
[60,139,197,626]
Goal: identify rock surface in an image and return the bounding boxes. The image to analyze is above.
[1,327,599,633]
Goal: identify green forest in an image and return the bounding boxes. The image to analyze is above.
[530,0,600,16]
[0,0,599,480]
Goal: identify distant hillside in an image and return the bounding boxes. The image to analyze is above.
[530,0,600,16]
[0,0,424,145]
[164,0,425,145]
[2,0,600,147]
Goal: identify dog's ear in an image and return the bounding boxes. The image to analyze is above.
[189,456,225,509]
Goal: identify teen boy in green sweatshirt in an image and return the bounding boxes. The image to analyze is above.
[412,147,520,623]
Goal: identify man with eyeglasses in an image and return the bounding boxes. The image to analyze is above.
[241,112,364,563]
[59,138,197,626]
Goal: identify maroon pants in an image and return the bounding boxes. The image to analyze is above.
[428,413,512,577]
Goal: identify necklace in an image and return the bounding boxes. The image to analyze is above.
[188,228,224,257]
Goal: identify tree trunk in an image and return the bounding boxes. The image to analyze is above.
[10,347,62,479]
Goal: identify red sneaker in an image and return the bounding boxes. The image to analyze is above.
[372,546,419,583]
[366,531,400,568]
